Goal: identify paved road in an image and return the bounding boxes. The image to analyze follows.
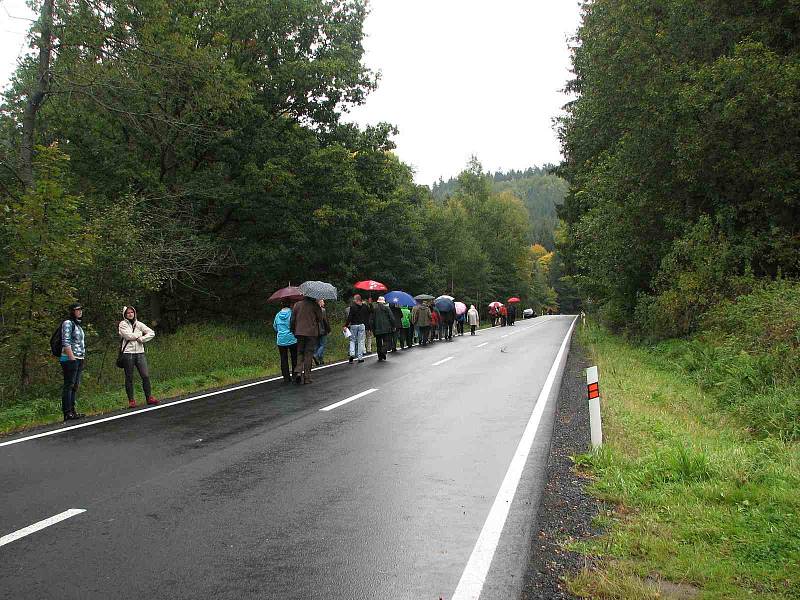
[1,316,576,600]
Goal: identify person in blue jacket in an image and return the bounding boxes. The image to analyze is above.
[273,300,299,383]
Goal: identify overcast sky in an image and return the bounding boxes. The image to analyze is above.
[0,0,582,186]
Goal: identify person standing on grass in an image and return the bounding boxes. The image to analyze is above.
[118,306,158,408]
[467,304,480,335]
[273,300,299,384]
[59,303,87,421]
[344,294,370,363]
[290,296,323,384]
[371,296,396,361]
[313,299,331,366]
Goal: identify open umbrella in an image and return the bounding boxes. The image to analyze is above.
[507,297,521,303]
[354,279,388,292]
[435,294,455,302]
[299,281,338,300]
[434,297,455,313]
[488,301,504,309]
[385,290,417,307]
[454,301,467,315]
[414,293,435,301]
[268,285,304,303]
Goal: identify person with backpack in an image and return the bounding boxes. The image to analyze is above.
[399,304,413,349]
[57,303,87,421]
[118,306,157,408]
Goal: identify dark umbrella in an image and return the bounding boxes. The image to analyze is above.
[414,293,435,301]
[268,286,305,303]
[385,290,417,307]
[299,281,338,300]
[434,297,455,312]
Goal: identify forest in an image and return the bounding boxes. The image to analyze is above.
[0,0,564,398]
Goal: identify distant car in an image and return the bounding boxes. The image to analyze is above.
[523,308,534,319]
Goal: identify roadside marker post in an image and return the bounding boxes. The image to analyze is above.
[585,365,603,449]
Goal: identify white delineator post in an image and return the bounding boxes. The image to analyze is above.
[586,365,603,449]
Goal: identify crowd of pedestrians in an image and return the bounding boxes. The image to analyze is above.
[52,291,526,422]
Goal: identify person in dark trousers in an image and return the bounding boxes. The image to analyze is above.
[118,306,158,408]
[371,296,396,361]
[59,303,86,421]
[467,305,480,335]
[412,301,432,346]
[291,296,323,384]
[313,299,331,366]
[345,294,371,363]
[389,300,403,351]
[500,304,508,326]
[399,305,413,349]
[507,303,516,326]
[273,300,298,383]
[442,310,455,341]
[455,311,465,336]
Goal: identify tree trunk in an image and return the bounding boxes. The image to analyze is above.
[19,0,54,189]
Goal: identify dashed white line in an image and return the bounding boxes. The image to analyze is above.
[475,342,489,348]
[319,388,378,412]
[0,509,86,547]
[451,317,577,600]
[432,356,455,366]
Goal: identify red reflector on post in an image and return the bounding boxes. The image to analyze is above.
[587,382,600,399]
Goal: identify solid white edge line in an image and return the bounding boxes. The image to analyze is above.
[475,342,489,348]
[451,317,577,600]
[0,509,86,547]
[319,388,379,412]
[432,356,455,366]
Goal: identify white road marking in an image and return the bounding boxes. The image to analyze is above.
[432,356,455,366]
[0,509,86,547]
[452,317,577,600]
[0,356,380,449]
[475,342,489,348]
[319,388,378,412]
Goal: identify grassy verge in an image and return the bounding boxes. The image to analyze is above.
[567,324,800,599]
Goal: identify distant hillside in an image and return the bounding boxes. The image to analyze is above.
[431,166,567,250]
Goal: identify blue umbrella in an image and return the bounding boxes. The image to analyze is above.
[434,297,455,313]
[385,290,417,307]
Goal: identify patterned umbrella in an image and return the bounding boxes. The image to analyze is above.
[385,290,417,307]
[268,286,305,303]
[488,301,504,309]
[454,301,467,315]
[414,293,435,301]
[354,280,388,292]
[299,281,338,300]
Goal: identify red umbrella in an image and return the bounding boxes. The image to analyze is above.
[354,280,388,292]
[507,297,521,303]
[268,286,305,303]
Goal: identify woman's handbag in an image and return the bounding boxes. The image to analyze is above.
[116,325,134,368]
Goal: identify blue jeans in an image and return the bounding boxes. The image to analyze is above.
[348,324,366,360]
[314,335,327,362]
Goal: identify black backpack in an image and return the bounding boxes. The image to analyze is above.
[50,321,65,357]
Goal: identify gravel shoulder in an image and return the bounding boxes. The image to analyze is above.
[521,334,604,599]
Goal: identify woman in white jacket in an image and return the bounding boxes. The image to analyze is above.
[119,306,157,408]
[467,305,480,336]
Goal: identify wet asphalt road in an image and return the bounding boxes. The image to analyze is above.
[1,316,575,600]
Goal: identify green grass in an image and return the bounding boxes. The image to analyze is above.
[566,323,800,599]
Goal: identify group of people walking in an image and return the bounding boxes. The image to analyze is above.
[273,295,482,383]
[54,292,492,421]
[488,303,517,327]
